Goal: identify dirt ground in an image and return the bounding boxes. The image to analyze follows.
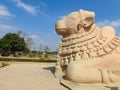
[0,63,67,90]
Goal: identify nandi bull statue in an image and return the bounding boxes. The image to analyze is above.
[55,9,120,87]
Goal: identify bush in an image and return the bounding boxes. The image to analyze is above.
[0,62,9,67]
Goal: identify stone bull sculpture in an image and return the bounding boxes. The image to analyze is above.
[55,9,120,84]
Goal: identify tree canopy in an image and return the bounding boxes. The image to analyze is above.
[0,33,29,56]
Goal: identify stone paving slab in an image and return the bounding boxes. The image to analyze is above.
[0,63,67,90]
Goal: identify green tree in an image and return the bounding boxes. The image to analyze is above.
[39,43,43,53]
[16,30,33,50]
[43,45,50,53]
[0,33,28,56]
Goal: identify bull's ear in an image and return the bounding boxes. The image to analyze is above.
[75,24,84,33]
[82,17,94,27]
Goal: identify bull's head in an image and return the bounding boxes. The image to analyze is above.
[55,10,95,37]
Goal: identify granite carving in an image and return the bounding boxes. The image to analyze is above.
[55,10,120,85]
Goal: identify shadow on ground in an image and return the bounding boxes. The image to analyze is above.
[43,66,55,74]
[105,86,119,90]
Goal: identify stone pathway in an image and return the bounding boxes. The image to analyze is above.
[0,63,67,90]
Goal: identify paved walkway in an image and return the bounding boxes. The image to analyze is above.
[0,63,67,90]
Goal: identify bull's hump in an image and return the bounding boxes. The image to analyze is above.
[101,26,115,43]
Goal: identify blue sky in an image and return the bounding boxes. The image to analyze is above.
[0,0,120,51]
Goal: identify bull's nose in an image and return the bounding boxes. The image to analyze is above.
[55,20,67,36]
[56,20,66,29]
[89,12,95,17]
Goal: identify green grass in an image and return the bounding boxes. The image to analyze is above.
[0,57,56,63]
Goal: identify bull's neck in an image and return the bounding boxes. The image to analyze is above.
[61,24,100,47]
[58,24,120,65]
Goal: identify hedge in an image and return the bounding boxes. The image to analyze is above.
[0,57,56,63]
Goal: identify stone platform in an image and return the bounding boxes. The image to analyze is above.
[60,77,120,90]
[0,63,67,90]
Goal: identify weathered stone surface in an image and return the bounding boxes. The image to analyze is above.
[55,9,120,87]
[60,78,120,90]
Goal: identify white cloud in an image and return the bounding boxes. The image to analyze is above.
[110,20,120,27]
[0,24,16,31]
[0,5,13,17]
[14,0,38,15]
[29,34,44,51]
[58,16,66,20]
[96,19,120,28]
[30,35,40,40]
[30,34,48,45]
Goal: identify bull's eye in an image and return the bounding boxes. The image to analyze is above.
[77,24,82,32]
[84,23,87,26]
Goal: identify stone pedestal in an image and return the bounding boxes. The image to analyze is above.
[60,78,120,90]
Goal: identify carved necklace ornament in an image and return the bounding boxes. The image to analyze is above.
[58,24,120,66]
